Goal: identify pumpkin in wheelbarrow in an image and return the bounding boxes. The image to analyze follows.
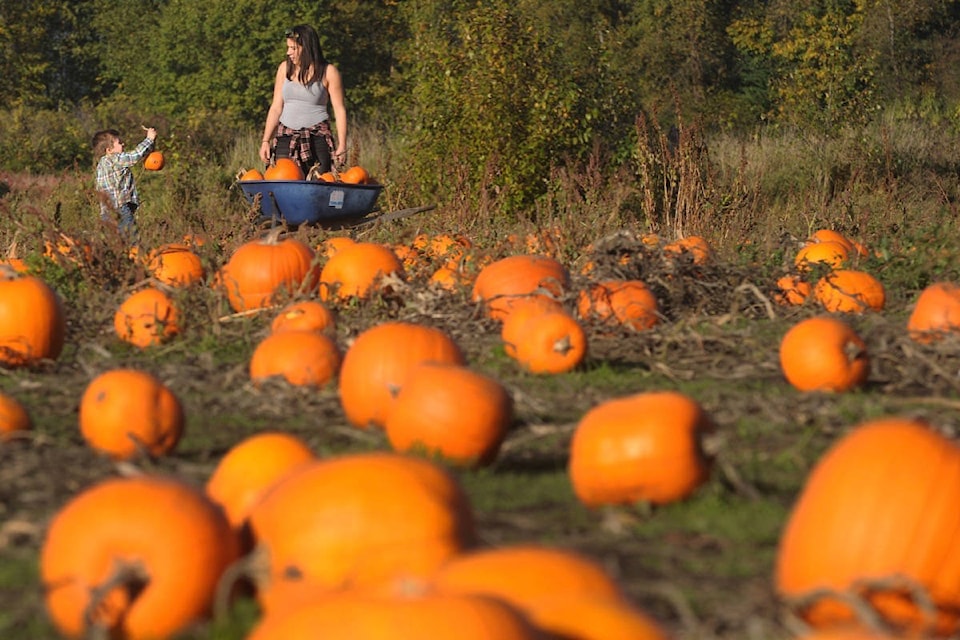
[264,158,304,181]
[340,165,370,184]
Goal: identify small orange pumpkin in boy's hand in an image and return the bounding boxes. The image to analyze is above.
[144,151,165,171]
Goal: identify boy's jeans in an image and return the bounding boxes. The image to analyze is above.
[103,203,140,245]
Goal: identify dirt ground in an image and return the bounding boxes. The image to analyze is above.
[2,229,960,639]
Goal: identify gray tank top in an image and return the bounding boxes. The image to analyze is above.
[280,78,329,129]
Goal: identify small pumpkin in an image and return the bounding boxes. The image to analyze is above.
[663,235,711,265]
[340,165,370,184]
[40,475,239,640]
[319,241,405,301]
[0,271,66,367]
[384,362,513,467]
[78,368,184,461]
[239,167,264,181]
[775,274,812,306]
[249,330,342,388]
[472,254,570,321]
[502,310,587,374]
[205,431,316,530]
[907,282,960,344]
[317,235,356,259]
[264,157,304,180]
[270,300,336,335]
[568,390,715,507]
[218,229,320,312]
[143,150,164,171]
[147,243,204,287]
[814,269,886,313]
[576,279,659,331]
[807,229,857,254]
[795,241,849,272]
[114,287,181,348]
[338,321,465,429]
[0,391,31,439]
[779,316,869,392]
[776,417,960,635]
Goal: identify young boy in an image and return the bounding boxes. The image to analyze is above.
[92,126,157,244]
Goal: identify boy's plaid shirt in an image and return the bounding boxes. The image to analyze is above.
[95,137,154,216]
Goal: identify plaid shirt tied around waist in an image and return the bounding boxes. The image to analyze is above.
[274,121,335,169]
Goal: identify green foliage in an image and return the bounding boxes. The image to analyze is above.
[394,0,633,215]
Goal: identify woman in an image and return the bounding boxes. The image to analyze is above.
[259,24,347,175]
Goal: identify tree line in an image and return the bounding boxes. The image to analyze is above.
[3,0,959,207]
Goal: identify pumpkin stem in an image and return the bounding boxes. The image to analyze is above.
[214,545,268,623]
[84,559,149,636]
[262,227,286,245]
[844,340,866,363]
[553,335,573,356]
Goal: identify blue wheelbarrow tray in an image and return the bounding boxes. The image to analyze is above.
[238,179,384,227]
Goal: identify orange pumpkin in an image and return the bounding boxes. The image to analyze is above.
[569,390,715,507]
[428,265,462,291]
[807,229,857,254]
[776,417,960,635]
[114,287,181,348]
[0,272,65,367]
[205,431,316,530]
[472,254,570,321]
[239,168,264,181]
[78,368,184,461]
[270,300,336,335]
[147,243,204,287]
[319,241,405,301]
[576,279,659,331]
[40,475,239,640]
[248,589,540,640]
[340,165,370,184]
[531,597,671,640]
[779,316,869,392]
[502,310,587,374]
[218,230,320,312]
[795,241,849,272]
[499,295,567,342]
[0,391,31,439]
[384,362,513,467]
[338,321,465,429]
[814,269,886,313]
[143,150,164,171]
[907,282,960,344]
[775,274,813,306]
[249,330,342,388]
[318,235,356,259]
[430,545,626,620]
[793,629,904,640]
[264,157,304,180]
[663,235,711,265]
[248,452,476,608]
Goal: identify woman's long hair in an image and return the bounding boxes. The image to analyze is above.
[285,24,327,85]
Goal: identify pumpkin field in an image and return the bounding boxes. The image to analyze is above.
[2,142,960,640]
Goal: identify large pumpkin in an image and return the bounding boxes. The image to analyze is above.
[568,390,715,507]
[218,230,320,312]
[264,157,304,180]
[0,271,65,367]
[40,475,239,640]
[776,417,960,636]
[247,452,476,611]
[338,321,465,429]
[814,269,886,313]
[472,254,570,321]
[384,362,513,467]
